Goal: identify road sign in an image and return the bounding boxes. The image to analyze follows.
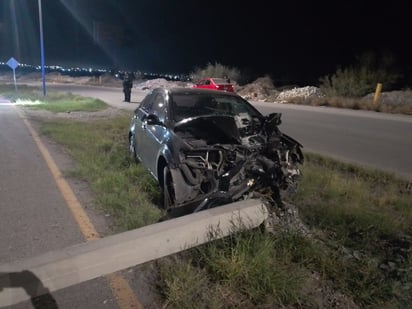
[7,57,19,91]
[7,57,19,70]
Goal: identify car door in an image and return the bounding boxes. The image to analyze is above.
[134,92,154,167]
[139,92,169,177]
[202,79,212,90]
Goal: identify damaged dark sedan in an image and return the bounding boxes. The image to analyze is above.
[128,88,303,213]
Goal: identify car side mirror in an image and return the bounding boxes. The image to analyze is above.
[264,113,282,134]
[146,114,162,126]
[267,113,282,126]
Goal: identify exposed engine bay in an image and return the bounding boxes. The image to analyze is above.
[171,112,304,211]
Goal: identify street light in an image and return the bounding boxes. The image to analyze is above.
[38,0,46,96]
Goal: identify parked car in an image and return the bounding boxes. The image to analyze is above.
[128,88,303,212]
[192,77,234,92]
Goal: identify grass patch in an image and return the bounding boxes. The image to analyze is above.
[292,153,412,306]
[158,154,411,308]
[27,94,107,113]
[288,95,412,115]
[39,116,163,231]
[197,230,304,306]
[158,230,305,308]
[157,256,220,309]
[0,84,107,113]
[295,153,411,239]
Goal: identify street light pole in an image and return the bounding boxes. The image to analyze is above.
[38,0,46,96]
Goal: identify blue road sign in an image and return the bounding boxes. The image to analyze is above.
[7,57,19,70]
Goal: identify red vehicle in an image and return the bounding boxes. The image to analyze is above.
[192,77,234,92]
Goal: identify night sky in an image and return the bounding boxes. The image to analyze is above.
[0,0,410,84]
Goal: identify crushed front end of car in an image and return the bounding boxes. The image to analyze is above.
[168,112,303,212]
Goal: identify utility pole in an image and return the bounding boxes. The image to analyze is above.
[38,0,46,96]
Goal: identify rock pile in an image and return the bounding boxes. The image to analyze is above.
[275,86,325,102]
[236,76,324,103]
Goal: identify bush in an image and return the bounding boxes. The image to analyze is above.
[190,62,241,84]
[320,51,401,97]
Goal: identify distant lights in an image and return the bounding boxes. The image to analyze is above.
[0,61,111,74]
[0,61,190,81]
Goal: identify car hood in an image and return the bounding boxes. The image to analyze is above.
[174,115,242,145]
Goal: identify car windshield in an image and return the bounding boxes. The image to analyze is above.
[170,93,261,122]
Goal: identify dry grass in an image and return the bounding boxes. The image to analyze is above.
[286,94,412,115]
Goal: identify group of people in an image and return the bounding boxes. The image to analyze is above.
[122,72,134,102]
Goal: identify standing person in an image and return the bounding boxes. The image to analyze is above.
[122,73,133,102]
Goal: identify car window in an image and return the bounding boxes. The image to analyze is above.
[212,78,230,84]
[171,93,261,122]
[151,93,166,122]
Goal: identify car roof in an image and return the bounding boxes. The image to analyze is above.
[209,78,231,84]
[198,77,229,82]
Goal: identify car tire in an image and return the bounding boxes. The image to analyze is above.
[129,132,138,162]
[162,166,176,209]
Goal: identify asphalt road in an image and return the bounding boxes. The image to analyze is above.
[0,103,83,261]
[46,83,412,180]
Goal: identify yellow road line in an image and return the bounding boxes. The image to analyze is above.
[106,274,142,309]
[18,108,142,309]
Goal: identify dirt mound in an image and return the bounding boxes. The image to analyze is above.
[236,76,279,101]
[134,78,193,90]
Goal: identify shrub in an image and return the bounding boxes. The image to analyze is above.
[190,62,241,84]
[320,51,401,97]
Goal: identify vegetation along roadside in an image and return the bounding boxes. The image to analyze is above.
[8,89,412,308]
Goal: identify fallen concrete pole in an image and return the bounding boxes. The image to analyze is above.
[0,199,268,307]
